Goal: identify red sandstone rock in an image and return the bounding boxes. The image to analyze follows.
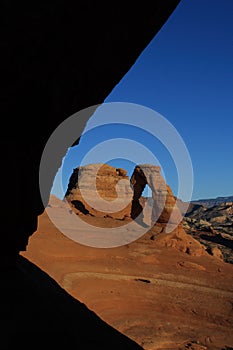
[130,164,182,225]
[65,164,133,219]
[65,163,184,229]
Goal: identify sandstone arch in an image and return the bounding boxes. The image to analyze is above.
[130,165,182,226]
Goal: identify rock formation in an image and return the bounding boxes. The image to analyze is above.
[130,164,182,226]
[182,201,233,263]
[184,201,233,235]
[65,164,133,219]
[22,207,233,350]
[0,2,183,348]
[64,163,206,256]
[1,0,181,264]
[65,163,183,225]
[0,2,183,349]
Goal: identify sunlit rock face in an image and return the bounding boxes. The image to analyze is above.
[129,165,205,256]
[65,164,133,219]
[130,164,182,225]
[65,163,183,226]
[64,162,206,257]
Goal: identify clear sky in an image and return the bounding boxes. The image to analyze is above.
[51,0,233,201]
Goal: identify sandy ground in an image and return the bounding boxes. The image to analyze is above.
[22,201,233,350]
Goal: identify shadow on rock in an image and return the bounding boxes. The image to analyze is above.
[1,255,143,350]
[200,233,233,250]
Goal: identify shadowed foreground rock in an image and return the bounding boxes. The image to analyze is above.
[0,1,181,349]
[1,0,181,260]
[1,255,143,350]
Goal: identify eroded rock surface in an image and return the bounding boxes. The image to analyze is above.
[22,207,233,350]
[130,164,182,225]
[65,164,133,219]
[182,201,233,263]
[184,202,233,235]
[65,163,206,257]
[65,163,183,225]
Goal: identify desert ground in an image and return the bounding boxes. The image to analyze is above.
[21,195,233,350]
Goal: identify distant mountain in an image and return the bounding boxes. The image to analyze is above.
[190,195,233,208]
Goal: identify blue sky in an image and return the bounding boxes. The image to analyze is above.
[51,0,233,201]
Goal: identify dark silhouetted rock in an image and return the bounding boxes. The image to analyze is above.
[0,1,181,260]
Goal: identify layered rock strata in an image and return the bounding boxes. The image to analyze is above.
[65,163,206,256]
[66,163,183,226]
[65,164,133,219]
[130,164,182,225]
